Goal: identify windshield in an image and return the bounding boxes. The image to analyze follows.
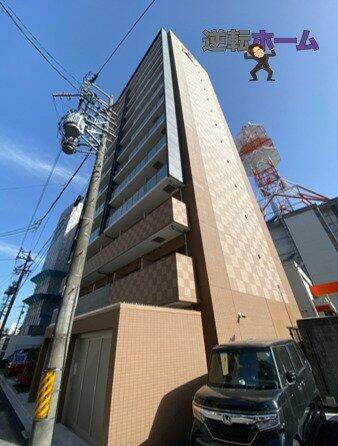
[209,347,280,390]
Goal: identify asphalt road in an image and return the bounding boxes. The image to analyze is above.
[0,387,27,446]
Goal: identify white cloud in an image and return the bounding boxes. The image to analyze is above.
[0,241,44,266]
[0,241,19,257]
[0,138,88,185]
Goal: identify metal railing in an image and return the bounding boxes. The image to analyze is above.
[89,227,100,245]
[127,41,161,96]
[128,96,164,146]
[118,113,165,163]
[126,64,163,116]
[122,84,164,142]
[94,202,105,219]
[126,47,162,109]
[112,136,166,200]
[106,164,167,228]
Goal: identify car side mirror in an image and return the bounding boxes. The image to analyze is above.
[286,370,296,385]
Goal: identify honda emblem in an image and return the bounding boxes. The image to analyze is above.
[223,414,232,425]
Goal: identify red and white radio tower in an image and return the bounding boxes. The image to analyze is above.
[235,123,328,220]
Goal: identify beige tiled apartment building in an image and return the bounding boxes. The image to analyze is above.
[31,30,300,446]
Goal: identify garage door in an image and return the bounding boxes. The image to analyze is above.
[63,330,112,445]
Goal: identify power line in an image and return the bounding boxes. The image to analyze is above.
[2,0,81,87]
[0,1,79,89]
[94,0,157,77]
[0,259,16,262]
[21,150,62,251]
[36,153,90,223]
[0,183,62,192]
[0,224,38,238]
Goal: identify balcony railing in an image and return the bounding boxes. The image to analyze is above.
[128,42,161,95]
[89,227,100,245]
[112,135,166,200]
[127,47,162,106]
[118,113,165,165]
[127,96,164,146]
[97,184,108,200]
[122,84,164,142]
[94,202,105,219]
[106,164,167,228]
[126,65,163,117]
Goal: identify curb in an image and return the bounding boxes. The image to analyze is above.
[0,373,88,446]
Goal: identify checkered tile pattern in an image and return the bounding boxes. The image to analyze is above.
[180,51,289,304]
[84,198,188,278]
[109,253,197,306]
[172,192,189,227]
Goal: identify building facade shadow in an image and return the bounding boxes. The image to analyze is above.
[140,374,207,446]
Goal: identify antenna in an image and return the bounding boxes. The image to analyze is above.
[235,123,329,220]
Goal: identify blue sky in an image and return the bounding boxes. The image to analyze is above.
[0,0,337,326]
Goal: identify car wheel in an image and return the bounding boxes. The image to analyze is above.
[292,439,301,446]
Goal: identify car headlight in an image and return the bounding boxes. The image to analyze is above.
[255,412,281,431]
[192,401,205,423]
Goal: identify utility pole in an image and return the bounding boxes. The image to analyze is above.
[15,303,26,334]
[29,89,115,445]
[0,251,32,339]
[0,290,13,322]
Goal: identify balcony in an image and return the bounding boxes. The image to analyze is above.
[75,285,111,317]
[94,202,105,220]
[106,164,168,231]
[89,227,100,245]
[119,98,164,162]
[127,40,162,95]
[124,79,163,132]
[117,114,165,167]
[110,136,166,205]
[109,253,197,307]
[121,87,164,145]
[96,184,108,206]
[125,65,163,118]
[127,53,163,114]
[82,197,189,287]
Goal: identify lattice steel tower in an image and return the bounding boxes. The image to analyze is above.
[235,123,328,220]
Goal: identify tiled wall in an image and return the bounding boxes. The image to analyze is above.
[109,253,197,306]
[105,304,207,446]
[169,31,300,348]
[83,197,188,280]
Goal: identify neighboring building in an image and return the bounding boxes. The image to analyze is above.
[0,334,44,360]
[20,197,83,336]
[267,198,338,310]
[282,261,318,318]
[8,322,18,335]
[32,30,300,446]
